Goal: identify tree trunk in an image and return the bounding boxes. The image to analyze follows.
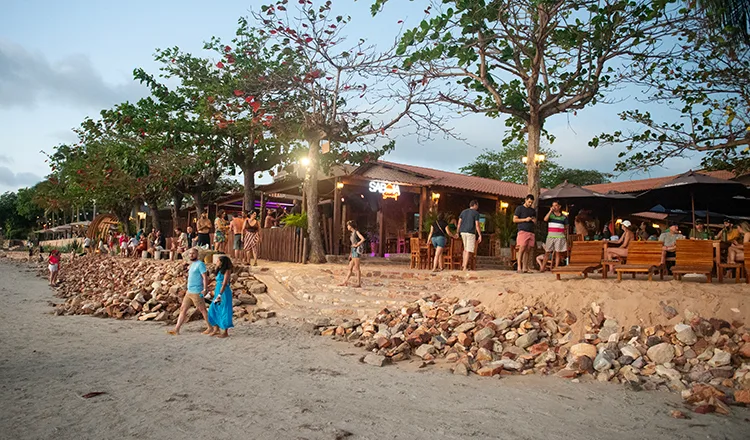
[147,198,160,232]
[171,192,183,232]
[305,136,326,264]
[192,192,205,216]
[240,165,255,213]
[526,115,542,207]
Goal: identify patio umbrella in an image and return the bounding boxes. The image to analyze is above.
[637,170,750,230]
[540,181,607,200]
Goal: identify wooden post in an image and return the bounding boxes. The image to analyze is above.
[377,203,385,257]
[333,178,341,255]
[691,191,696,233]
[260,192,266,227]
[419,187,428,237]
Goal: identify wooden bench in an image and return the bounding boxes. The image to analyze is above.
[551,241,604,280]
[614,241,665,281]
[671,240,714,283]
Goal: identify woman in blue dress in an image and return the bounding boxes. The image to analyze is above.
[207,256,234,338]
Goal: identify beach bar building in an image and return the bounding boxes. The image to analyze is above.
[213,160,530,258]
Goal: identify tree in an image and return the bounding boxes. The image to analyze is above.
[698,0,750,42]
[140,18,301,211]
[258,1,447,263]
[591,7,750,173]
[375,0,676,203]
[460,141,610,188]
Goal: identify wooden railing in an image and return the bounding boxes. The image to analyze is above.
[259,227,306,263]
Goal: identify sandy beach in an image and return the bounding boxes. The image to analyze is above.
[1,260,749,440]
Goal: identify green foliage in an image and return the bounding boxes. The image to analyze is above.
[488,210,515,248]
[591,7,750,173]
[281,213,308,230]
[0,189,44,239]
[460,141,611,188]
[377,0,676,195]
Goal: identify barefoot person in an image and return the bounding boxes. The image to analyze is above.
[514,194,537,273]
[340,221,365,287]
[540,200,568,272]
[427,212,457,272]
[48,249,60,286]
[168,248,211,335]
[456,200,482,271]
[243,211,261,266]
[230,212,246,260]
[207,256,234,338]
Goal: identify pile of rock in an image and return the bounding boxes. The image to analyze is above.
[50,256,269,323]
[314,295,749,414]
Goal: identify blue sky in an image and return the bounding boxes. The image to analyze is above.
[0,0,702,193]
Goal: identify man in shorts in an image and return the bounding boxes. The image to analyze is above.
[539,200,568,271]
[168,248,210,335]
[513,194,537,273]
[230,212,246,259]
[456,200,482,271]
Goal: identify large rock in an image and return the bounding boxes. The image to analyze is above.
[647,343,675,365]
[674,324,697,346]
[570,343,597,360]
[707,349,731,367]
[620,345,641,360]
[474,327,495,343]
[362,354,387,367]
[249,283,267,294]
[454,322,476,334]
[414,344,437,359]
[238,293,257,305]
[514,330,539,349]
[655,365,682,382]
[594,351,613,372]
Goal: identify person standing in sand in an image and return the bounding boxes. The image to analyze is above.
[243,211,261,266]
[456,200,482,271]
[168,248,211,336]
[340,221,365,287]
[207,255,234,338]
[513,194,537,274]
[539,200,568,271]
[230,212,246,260]
[48,249,60,286]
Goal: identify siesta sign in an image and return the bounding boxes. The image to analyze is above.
[368,180,401,200]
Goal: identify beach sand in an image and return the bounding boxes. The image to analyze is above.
[1,260,749,440]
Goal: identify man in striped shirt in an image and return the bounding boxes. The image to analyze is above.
[540,201,568,271]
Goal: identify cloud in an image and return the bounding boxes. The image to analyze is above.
[0,166,41,189]
[0,40,146,109]
[0,154,12,165]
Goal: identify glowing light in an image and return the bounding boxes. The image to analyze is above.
[562,210,569,217]
[431,192,441,200]
[616,218,623,224]
[300,157,311,167]
[652,223,660,229]
[522,156,529,164]
[336,182,344,189]
[368,180,400,200]
[500,201,509,209]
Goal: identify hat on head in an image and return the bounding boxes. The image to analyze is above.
[695,219,704,224]
[621,220,632,228]
[669,221,680,227]
[724,218,734,224]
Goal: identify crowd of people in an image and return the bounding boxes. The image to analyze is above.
[529,201,750,276]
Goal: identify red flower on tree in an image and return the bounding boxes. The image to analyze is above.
[216,61,225,69]
[234,89,244,97]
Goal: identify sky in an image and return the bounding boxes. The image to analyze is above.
[0,0,704,194]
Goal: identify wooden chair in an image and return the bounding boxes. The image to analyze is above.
[551,241,604,280]
[442,238,459,270]
[718,244,747,283]
[396,230,407,254]
[409,237,428,269]
[671,240,715,283]
[613,242,665,281]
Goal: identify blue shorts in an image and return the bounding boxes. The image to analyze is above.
[431,236,446,248]
[351,248,361,259]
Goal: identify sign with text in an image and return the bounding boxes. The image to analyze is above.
[368,180,401,200]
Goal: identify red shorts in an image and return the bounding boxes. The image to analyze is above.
[517,230,536,248]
